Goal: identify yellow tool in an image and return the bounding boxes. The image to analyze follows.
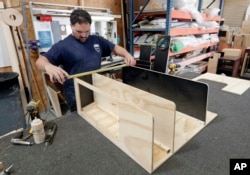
[26,98,41,120]
[168,63,180,75]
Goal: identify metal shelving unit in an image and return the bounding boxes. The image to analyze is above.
[128,0,172,55]
[127,0,224,73]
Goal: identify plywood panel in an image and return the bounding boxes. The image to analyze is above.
[92,73,176,152]
[193,72,250,95]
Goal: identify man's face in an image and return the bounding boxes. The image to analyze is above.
[71,23,91,42]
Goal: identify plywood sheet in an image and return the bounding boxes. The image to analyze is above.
[207,52,220,73]
[193,73,250,95]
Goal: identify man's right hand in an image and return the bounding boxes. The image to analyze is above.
[44,64,69,84]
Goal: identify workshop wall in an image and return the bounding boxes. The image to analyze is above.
[0,0,124,112]
[222,0,250,27]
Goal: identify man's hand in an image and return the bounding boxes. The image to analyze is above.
[124,53,136,66]
[113,45,136,66]
[44,64,69,84]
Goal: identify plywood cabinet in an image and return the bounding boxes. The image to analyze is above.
[74,67,217,173]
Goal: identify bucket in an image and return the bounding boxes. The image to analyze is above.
[0,72,26,136]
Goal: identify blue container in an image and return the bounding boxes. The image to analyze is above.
[0,72,26,136]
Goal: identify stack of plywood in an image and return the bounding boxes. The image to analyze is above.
[232,18,250,47]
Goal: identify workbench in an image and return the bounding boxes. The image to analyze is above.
[217,55,241,77]
[1,72,250,175]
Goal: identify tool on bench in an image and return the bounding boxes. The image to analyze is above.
[3,164,13,175]
[45,122,57,146]
[10,138,34,146]
[0,162,13,175]
[10,130,33,146]
[26,98,41,120]
[26,98,47,129]
[168,63,181,75]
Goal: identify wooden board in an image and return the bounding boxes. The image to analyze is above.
[207,52,220,73]
[193,72,250,95]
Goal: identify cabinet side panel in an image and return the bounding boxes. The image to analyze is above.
[122,66,208,121]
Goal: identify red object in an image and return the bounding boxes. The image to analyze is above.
[39,15,52,22]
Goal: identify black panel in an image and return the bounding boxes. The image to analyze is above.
[153,35,171,73]
[136,45,153,69]
[78,75,94,108]
[122,66,208,121]
[140,45,152,61]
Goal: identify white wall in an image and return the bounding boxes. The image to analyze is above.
[221,0,250,27]
[0,24,11,68]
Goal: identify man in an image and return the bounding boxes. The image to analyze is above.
[36,9,136,112]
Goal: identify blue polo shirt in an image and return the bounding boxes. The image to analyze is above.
[43,35,115,108]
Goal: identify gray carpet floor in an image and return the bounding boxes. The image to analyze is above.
[0,73,250,175]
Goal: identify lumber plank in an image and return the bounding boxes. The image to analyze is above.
[17,27,46,110]
[207,52,220,73]
[10,26,30,92]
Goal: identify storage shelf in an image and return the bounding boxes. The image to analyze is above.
[147,51,214,67]
[171,10,221,21]
[134,27,219,36]
[129,0,222,73]
[133,28,165,32]
[177,51,214,66]
[134,42,217,57]
[169,42,217,56]
[170,28,219,36]
[134,9,221,21]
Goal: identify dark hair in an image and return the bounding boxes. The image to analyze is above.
[70,9,92,25]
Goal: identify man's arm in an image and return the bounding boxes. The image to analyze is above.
[36,55,69,84]
[113,45,136,66]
